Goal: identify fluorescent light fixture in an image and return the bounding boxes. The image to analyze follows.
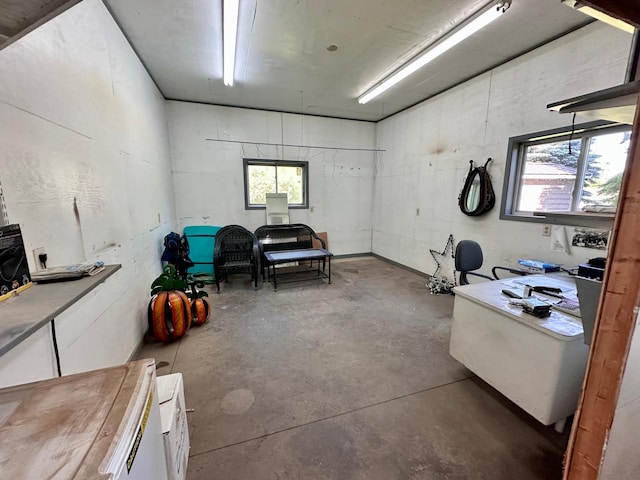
[223,0,240,86]
[358,1,510,104]
[562,1,635,34]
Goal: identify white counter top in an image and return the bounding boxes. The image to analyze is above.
[0,265,121,357]
[453,274,583,341]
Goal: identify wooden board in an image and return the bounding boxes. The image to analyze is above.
[582,1,640,29]
[0,0,81,49]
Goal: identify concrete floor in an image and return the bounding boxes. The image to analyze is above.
[138,257,569,479]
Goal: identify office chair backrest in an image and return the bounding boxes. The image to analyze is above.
[455,240,483,272]
[455,240,494,285]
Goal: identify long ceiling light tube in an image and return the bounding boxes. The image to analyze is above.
[223,0,240,86]
[358,1,510,104]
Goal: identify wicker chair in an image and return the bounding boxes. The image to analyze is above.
[213,225,260,293]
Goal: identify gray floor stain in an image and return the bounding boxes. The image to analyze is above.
[220,389,255,415]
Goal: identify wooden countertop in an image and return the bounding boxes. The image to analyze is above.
[0,265,121,357]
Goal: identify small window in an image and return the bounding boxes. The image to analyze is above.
[501,121,630,223]
[243,159,309,209]
[0,180,8,226]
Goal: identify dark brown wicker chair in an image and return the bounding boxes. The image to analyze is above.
[213,225,259,293]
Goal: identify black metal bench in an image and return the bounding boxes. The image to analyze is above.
[254,224,333,290]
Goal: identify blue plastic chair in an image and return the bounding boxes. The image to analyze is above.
[183,226,222,280]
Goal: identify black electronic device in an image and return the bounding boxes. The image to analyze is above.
[531,286,563,298]
[588,257,606,268]
[0,224,32,298]
[502,289,522,299]
[522,297,552,318]
[578,259,605,281]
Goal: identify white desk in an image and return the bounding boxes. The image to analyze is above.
[449,274,589,432]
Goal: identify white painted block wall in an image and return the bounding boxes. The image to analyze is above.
[0,0,175,385]
[372,22,633,277]
[166,102,376,255]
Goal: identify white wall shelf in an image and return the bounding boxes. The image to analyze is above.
[0,265,121,360]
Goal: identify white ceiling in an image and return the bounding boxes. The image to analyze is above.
[103,0,591,121]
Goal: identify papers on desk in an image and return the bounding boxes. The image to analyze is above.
[501,290,584,336]
[500,276,584,332]
[31,262,105,282]
[500,277,577,300]
[538,314,584,337]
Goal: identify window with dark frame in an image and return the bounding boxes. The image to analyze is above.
[243,158,309,209]
[0,180,8,226]
[500,121,630,223]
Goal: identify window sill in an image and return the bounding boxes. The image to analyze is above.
[528,211,615,229]
[501,211,615,229]
[245,205,308,210]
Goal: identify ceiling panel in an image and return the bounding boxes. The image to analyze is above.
[101,0,592,121]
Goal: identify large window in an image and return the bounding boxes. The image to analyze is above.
[243,159,309,209]
[501,121,630,224]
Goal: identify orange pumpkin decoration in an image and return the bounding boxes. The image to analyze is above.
[148,290,192,342]
[191,297,211,326]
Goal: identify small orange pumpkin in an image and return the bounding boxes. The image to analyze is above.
[191,297,211,326]
[148,290,192,342]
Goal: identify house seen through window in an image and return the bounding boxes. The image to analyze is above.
[501,122,630,222]
[243,159,308,209]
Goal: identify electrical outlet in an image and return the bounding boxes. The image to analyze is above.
[542,225,551,237]
[32,247,46,271]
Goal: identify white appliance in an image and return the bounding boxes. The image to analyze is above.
[265,193,289,224]
[0,359,168,480]
[157,373,190,480]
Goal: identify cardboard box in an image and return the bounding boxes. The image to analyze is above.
[157,373,190,480]
[0,224,31,300]
[312,232,329,251]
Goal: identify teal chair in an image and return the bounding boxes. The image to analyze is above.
[183,226,222,282]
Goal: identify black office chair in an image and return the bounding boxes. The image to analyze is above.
[455,240,528,285]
